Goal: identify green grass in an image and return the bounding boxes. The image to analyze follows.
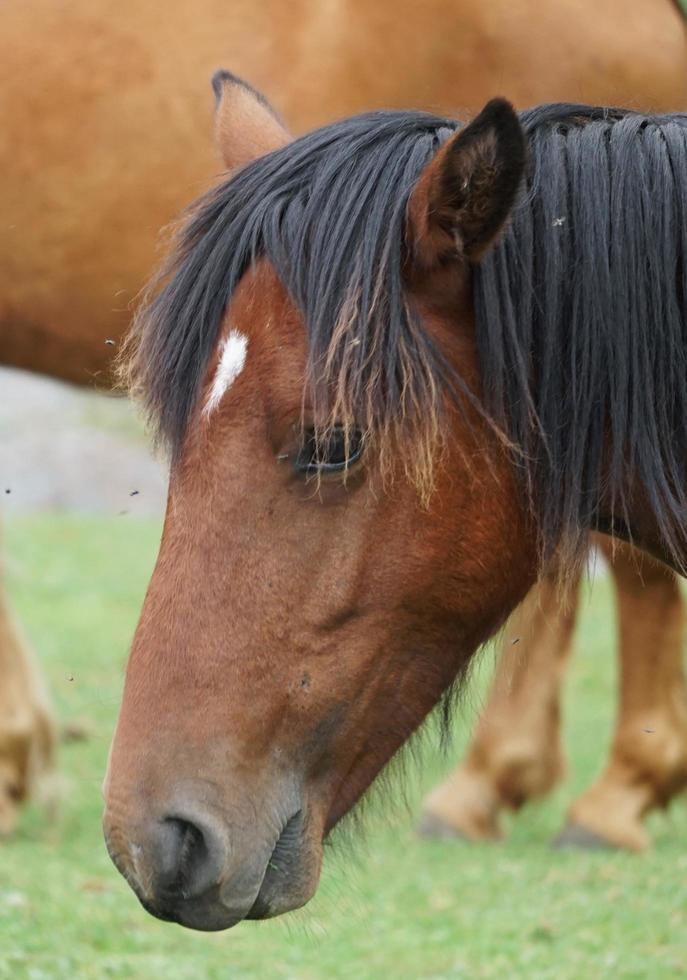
[1,515,686,979]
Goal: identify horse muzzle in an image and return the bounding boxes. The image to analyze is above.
[103,785,320,931]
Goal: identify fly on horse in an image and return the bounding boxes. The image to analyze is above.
[103,74,687,930]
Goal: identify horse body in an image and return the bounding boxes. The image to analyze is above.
[0,0,685,382]
[103,78,687,929]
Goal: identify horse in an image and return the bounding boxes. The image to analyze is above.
[421,537,687,851]
[2,0,685,383]
[2,0,686,837]
[102,72,687,931]
[0,551,55,835]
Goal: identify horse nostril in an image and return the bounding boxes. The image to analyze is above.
[159,818,204,888]
[154,815,223,899]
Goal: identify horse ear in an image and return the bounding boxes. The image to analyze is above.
[407,99,526,267]
[211,70,292,173]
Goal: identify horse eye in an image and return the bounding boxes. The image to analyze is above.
[294,427,363,474]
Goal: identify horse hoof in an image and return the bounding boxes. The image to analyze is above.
[552,822,618,851]
[417,812,470,841]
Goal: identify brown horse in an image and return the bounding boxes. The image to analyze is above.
[421,537,687,851]
[0,549,55,835]
[1,0,685,835]
[3,0,684,383]
[103,74,687,930]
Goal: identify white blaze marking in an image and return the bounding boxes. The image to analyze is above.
[204,330,248,415]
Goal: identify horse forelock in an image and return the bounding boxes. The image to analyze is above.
[120,109,464,496]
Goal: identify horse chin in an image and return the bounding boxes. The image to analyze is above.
[139,887,250,933]
[132,850,321,932]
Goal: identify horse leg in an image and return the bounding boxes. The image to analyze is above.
[558,539,687,851]
[0,538,57,835]
[419,571,579,840]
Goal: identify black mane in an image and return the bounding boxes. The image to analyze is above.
[476,105,687,563]
[127,103,687,565]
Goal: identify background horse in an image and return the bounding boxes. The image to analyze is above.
[1,0,686,839]
[103,73,687,931]
[0,546,55,834]
[421,537,687,852]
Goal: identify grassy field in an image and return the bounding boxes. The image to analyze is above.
[1,515,686,979]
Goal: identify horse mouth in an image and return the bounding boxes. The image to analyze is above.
[247,808,307,919]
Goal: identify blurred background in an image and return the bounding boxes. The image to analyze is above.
[0,368,165,515]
